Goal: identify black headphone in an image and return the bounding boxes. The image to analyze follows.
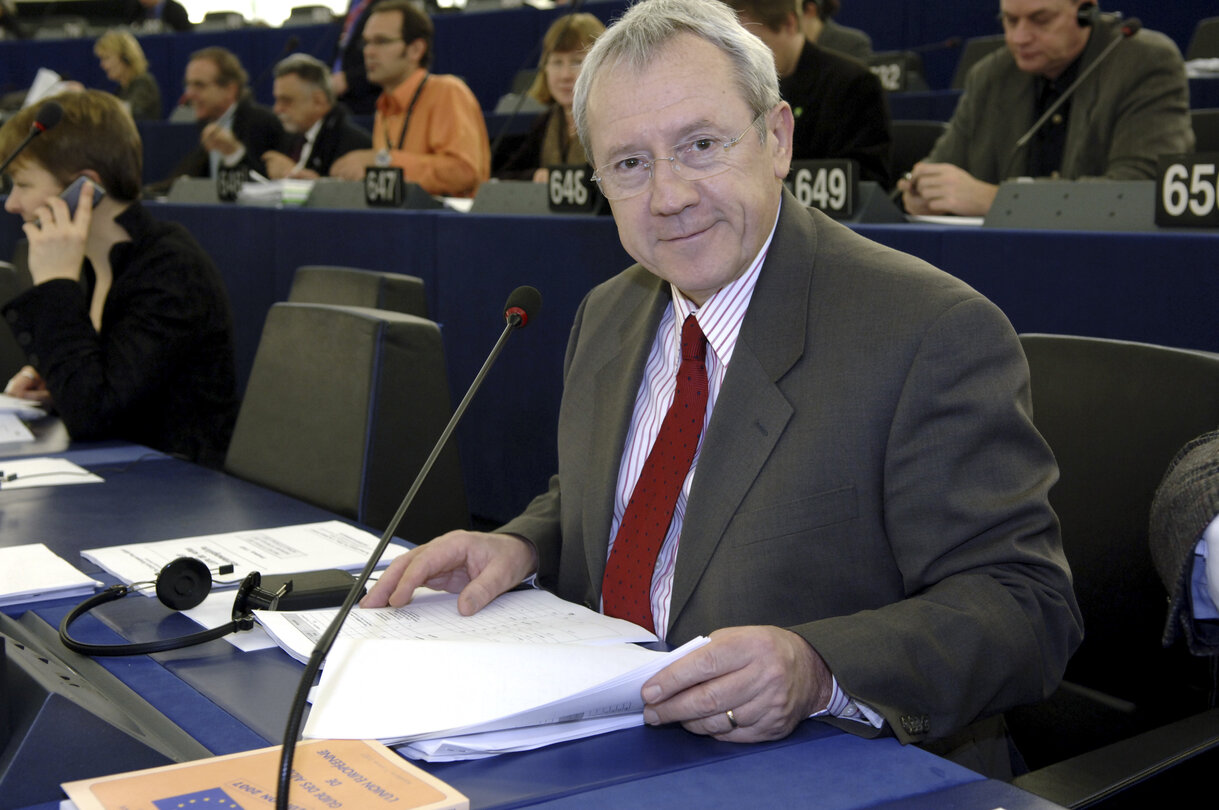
[1077,2,1099,27]
[59,557,288,656]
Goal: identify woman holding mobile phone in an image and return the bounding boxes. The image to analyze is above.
[0,91,238,467]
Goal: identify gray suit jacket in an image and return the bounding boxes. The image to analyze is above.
[501,190,1082,755]
[927,16,1193,183]
[1151,429,1219,656]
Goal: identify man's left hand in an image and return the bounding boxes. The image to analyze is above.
[641,625,833,742]
[329,149,379,180]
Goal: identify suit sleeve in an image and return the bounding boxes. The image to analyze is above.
[796,296,1083,744]
[1150,429,1219,656]
[1096,32,1193,181]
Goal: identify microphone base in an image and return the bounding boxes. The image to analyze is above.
[984,180,1157,232]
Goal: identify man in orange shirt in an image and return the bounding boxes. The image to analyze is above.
[329,0,490,197]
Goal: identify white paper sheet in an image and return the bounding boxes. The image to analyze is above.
[0,458,102,489]
[0,543,103,607]
[256,586,657,663]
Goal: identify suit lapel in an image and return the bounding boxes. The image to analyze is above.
[668,193,814,629]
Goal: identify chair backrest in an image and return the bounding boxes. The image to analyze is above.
[288,266,428,319]
[1191,108,1219,154]
[198,11,246,31]
[1186,16,1219,60]
[225,303,468,543]
[889,120,948,182]
[1011,334,1219,764]
[952,34,1006,89]
[284,5,334,26]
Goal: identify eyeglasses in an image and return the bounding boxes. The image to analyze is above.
[591,112,766,200]
[359,36,404,48]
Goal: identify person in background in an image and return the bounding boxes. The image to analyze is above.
[94,29,162,121]
[126,0,192,33]
[0,92,239,467]
[800,0,871,62]
[159,47,287,184]
[494,13,605,182]
[262,54,372,180]
[331,0,382,116]
[899,0,1193,217]
[328,0,490,197]
[732,0,891,187]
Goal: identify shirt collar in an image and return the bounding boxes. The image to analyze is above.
[377,68,428,116]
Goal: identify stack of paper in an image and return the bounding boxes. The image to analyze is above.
[256,587,707,761]
[0,543,102,607]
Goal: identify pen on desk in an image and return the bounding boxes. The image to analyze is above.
[889,172,912,203]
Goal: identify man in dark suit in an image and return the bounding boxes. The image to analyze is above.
[262,54,372,180]
[1151,430,1219,657]
[364,0,1080,777]
[898,0,1193,216]
[161,47,286,184]
[731,0,891,187]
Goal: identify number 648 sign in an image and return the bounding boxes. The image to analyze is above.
[1156,154,1219,227]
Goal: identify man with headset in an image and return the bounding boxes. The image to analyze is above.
[899,0,1193,216]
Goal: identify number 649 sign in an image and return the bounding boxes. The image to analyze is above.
[784,160,857,218]
[1156,154,1219,227]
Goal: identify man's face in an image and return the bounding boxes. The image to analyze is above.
[184,58,237,122]
[363,11,417,90]
[1001,0,1089,79]
[586,33,792,306]
[273,73,328,134]
[4,161,64,222]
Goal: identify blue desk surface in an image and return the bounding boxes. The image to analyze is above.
[1,450,1053,810]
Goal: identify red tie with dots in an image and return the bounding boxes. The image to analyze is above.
[603,314,709,631]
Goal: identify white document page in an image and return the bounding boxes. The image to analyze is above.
[82,521,406,591]
[0,543,103,607]
[0,393,47,419]
[0,413,34,444]
[256,587,657,663]
[303,635,708,744]
[0,458,102,489]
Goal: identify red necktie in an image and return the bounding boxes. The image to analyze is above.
[603,315,709,631]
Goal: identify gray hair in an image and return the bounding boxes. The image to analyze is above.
[572,0,781,164]
[274,53,335,106]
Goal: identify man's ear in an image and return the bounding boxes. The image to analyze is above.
[406,38,427,67]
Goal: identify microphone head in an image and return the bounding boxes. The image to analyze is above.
[1121,18,1142,37]
[504,285,542,329]
[32,101,62,134]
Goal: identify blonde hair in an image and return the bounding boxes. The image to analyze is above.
[94,29,149,78]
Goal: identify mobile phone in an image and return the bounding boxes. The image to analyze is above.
[60,176,106,216]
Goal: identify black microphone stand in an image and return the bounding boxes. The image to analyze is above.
[274,288,540,809]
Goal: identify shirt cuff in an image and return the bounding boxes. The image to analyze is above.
[1192,515,1219,620]
[813,676,886,729]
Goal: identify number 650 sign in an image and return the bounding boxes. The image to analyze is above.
[1156,154,1219,227]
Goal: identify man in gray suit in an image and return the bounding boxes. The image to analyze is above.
[365,0,1081,776]
[899,0,1193,216]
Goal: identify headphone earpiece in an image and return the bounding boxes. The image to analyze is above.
[1077,2,1099,28]
[155,557,213,610]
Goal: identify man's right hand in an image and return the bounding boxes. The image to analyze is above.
[360,531,538,615]
[900,161,999,217]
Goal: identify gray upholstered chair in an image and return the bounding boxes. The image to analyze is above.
[225,303,467,543]
[287,266,428,319]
